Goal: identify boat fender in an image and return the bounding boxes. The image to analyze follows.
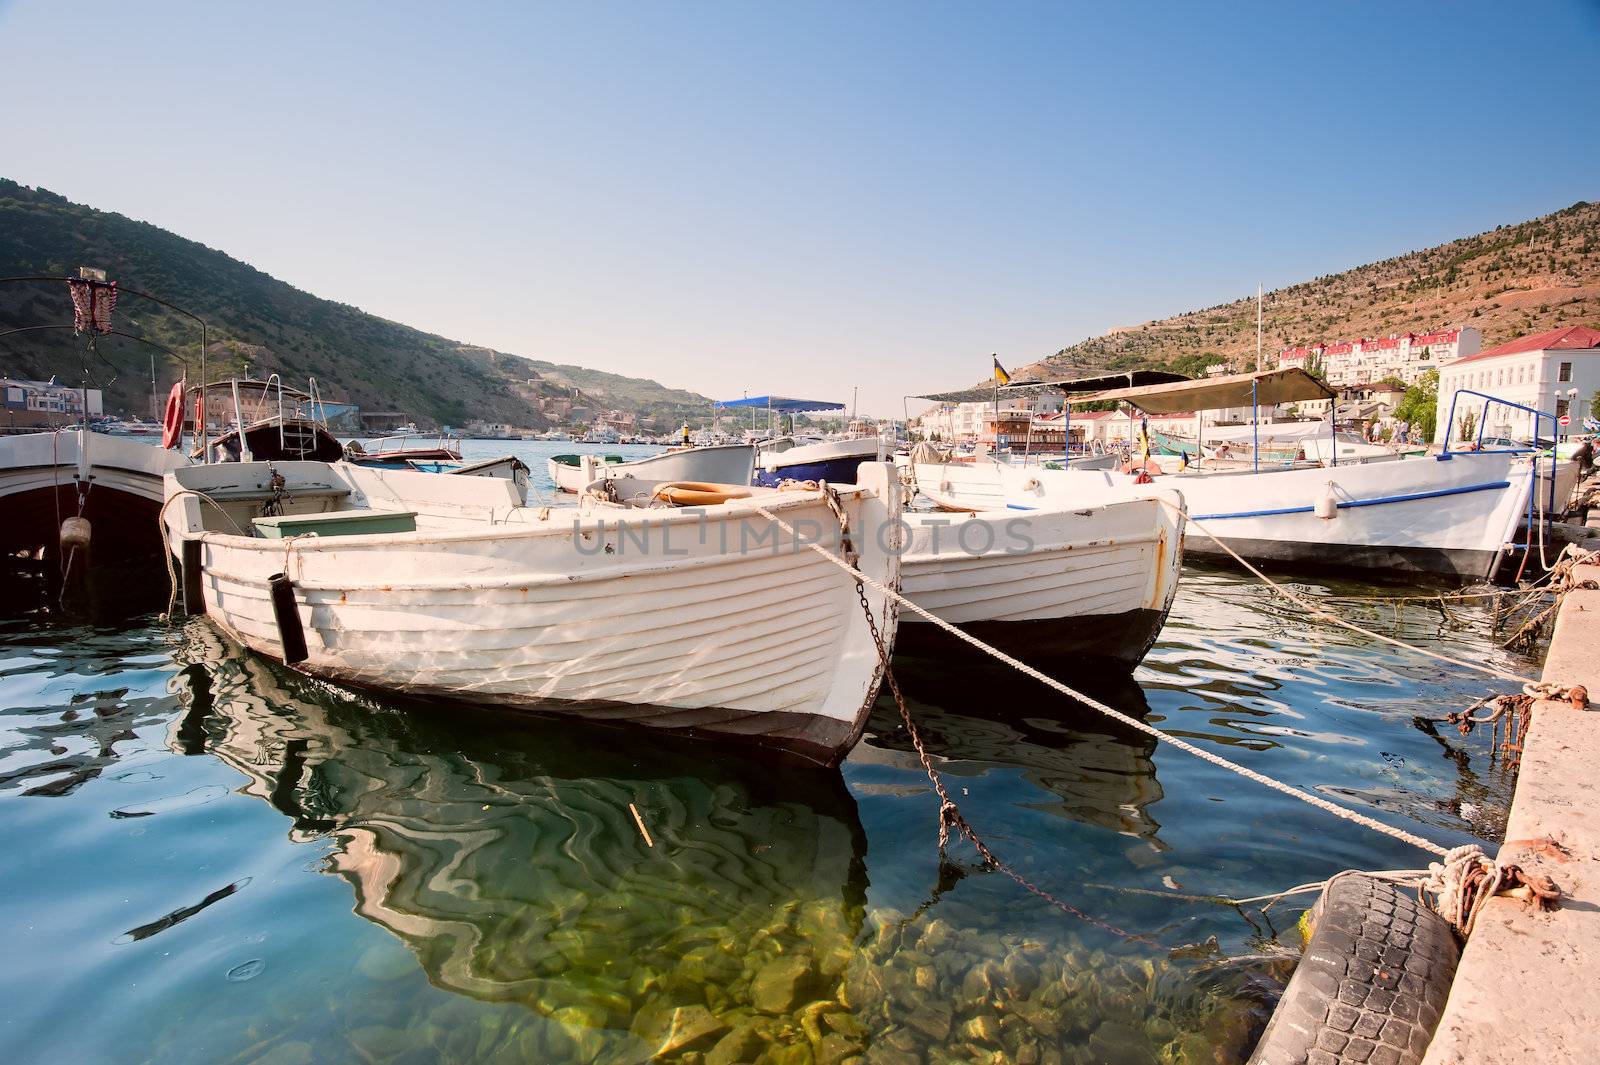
[267,572,310,665]
[161,381,186,450]
[181,538,206,615]
[60,516,91,551]
[654,482,754,507]
[1315,483,1337,520]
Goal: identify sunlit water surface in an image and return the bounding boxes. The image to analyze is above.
[0,444,1535,1064]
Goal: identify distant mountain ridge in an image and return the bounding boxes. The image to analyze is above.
[1020,199,1600,382]
[0,179,713,428]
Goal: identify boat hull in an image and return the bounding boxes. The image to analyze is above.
[0,430,186,559]
[899,494,1184,669]
[910,451,1534,580]
[165,461,901,766]
[548,445,756,494]
[756,439,882,487]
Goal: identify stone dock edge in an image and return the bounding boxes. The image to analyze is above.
[1418,559,1600,1064]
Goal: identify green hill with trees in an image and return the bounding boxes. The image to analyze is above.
[0,179,712,429]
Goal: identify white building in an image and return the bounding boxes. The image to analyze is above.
[1434,326,1600,444]
[1278,327,1481,387]
[917,394,1062,443]
[2,377,103,429]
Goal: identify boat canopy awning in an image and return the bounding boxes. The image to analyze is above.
[910,369,1190,404]
[1071,367,1335,414]
[714,396,845,413]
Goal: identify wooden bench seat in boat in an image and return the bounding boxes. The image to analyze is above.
[251,510,417,538]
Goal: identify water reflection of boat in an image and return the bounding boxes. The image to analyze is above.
[169,625,869,1059]
[856,658,1163,841]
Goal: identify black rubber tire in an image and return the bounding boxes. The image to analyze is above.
[1247,873,1461,1065]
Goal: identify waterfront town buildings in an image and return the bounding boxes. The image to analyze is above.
[1433,326,1600,444]
[1,378,102,430]
[1277,327,1481,386]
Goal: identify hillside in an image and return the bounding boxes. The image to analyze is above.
[0,180,711,428]
[1020,200,1600,380]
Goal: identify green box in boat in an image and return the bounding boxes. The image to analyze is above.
[252,510,417,538]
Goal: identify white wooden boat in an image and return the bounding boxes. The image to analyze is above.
[547,443,756,494]
[911,448,1532,579]
[163,460,900,766]
[0,428,187,563]
[900,491,1185,668]
[908,369,1538,579]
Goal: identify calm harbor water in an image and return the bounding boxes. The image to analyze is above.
[0,441,1535,1065]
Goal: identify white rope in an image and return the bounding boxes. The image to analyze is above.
[752,500,1452,858]
[1166,500,1539,688]
[156,489,249,621]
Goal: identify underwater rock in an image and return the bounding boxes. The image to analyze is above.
[918,919,954,952]
[346,1024,409,1059]
[1001,953,1040,998]
[815,1031,863,1065]
[706,1018,767,1065]
[355,942,416,983]
[251,1042,314,1065]
[629,1003,730,1058]
[1087,1020,1151,1065]
[903,1001,952,1042]
[962,1012,1002,1045]
[753,954,817,1015]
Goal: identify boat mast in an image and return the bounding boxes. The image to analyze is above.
[1256,283,1264,372]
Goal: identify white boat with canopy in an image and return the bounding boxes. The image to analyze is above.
[910,368,1540,580]
[162,458,901,766]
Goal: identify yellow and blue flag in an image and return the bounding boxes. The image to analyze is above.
[992,356,1011,386]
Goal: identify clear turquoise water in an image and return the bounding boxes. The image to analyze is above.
[0,540,1533,1064]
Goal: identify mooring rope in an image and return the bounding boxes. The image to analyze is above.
[752,497,1453,859]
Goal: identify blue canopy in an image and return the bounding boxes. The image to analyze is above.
[713,396,845,413]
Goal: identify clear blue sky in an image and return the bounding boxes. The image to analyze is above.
[2,1,1596,415]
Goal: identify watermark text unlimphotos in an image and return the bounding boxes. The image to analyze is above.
[570,510,1035,558]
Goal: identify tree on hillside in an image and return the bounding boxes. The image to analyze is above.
[1394,369,1439,441]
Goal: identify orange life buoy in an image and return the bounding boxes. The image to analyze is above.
[161,382,186,449]
[653,481,753,507]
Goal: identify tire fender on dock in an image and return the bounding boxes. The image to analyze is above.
[1247,873,1460,1065]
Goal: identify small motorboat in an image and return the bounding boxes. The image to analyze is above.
[192,377,344,464]
[163,460,901,766]
[899,490,1185,670]
[754,435,884,487]
[547,443,756,494]
[344,432,463,469]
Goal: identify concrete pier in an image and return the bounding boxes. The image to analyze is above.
[1420,559,1600,1064]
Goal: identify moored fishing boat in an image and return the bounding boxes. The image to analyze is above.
[193,377,344,463]
[546,443,755,494]
[344,432,463,469]
[911,369,1537,579]
[163,459,901,766]
[0,426,187,565]
[899,490,1185,669]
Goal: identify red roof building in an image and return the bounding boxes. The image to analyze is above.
[1447,326,1600,367]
